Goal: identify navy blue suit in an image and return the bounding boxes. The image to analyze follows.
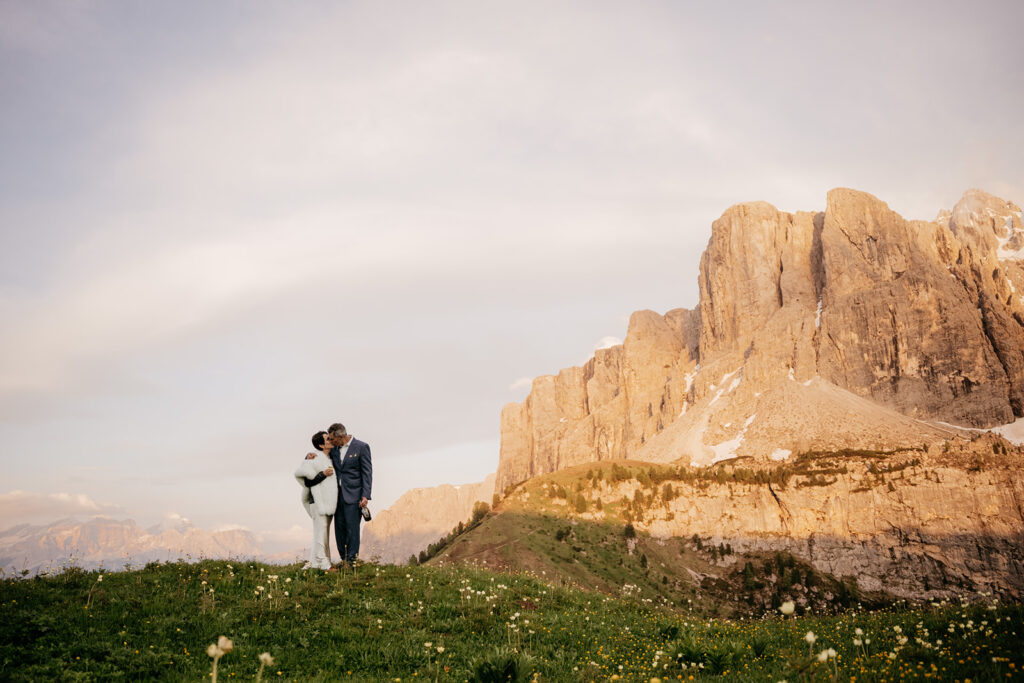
[330,437,372,562]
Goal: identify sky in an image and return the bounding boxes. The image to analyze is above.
[1,1,1022,552]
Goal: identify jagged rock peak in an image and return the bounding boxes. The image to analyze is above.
[497,188,1024,492]
[947,189,1024,258]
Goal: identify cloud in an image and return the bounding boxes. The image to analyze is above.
[567,335,625,366]
[0,235,322,395]
[0,3,94,54]
[0,490,126,529]
[509,334,623,397]
[594,336,622,351]
[261,524,305,543]
[258,524,309,555]
[0,2,852,405]
[508,377,533,391]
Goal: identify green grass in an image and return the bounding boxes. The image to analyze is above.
[1,560,1021,681]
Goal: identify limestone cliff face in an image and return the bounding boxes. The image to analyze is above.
[497,189,1024,491]
[816,189,1024,423]
[624,452,1023,598]
[498,308,699,492]
[360,474,495,564]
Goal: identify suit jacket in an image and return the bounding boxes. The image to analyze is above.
[330,438,372,506]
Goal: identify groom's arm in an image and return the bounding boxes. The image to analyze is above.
[304,472,327,488]
[302,454,334,487]
[360,443,372,501]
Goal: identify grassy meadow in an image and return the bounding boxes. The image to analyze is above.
[1,559,1020,681]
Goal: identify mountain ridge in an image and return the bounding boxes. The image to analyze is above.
[498,188,1024,491]
[361,473,495,564]
[0,515,263,575]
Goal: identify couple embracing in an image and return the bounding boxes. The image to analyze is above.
[294,422,372,570]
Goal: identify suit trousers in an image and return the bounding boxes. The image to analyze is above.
[335,501,362,562]
[310,513,333,570]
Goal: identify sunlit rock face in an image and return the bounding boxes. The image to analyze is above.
[636,448,1024,599]
[498,308,700,492]
[0,517,262,575]
[360,473,495,564]
[497,189,1024,491]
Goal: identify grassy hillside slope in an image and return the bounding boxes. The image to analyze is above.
[432,509,885,619]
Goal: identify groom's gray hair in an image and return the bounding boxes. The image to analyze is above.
[328,423,347,436]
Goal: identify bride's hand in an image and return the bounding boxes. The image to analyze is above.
[323,467,334,476]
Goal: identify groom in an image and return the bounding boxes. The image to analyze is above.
[327,422,372,565]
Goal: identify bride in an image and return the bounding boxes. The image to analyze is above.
[293,431,337,570]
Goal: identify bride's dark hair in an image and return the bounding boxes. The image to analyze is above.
[311,430,329,450]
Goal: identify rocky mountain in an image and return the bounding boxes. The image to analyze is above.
[438,437,1024,603]
[498,189,1024,491]
[361,474,495,564]
[0,516,262,575]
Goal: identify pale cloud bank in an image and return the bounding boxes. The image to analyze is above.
[0,490,126,528]
[508,377,534,391]
[594,336,623,351]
